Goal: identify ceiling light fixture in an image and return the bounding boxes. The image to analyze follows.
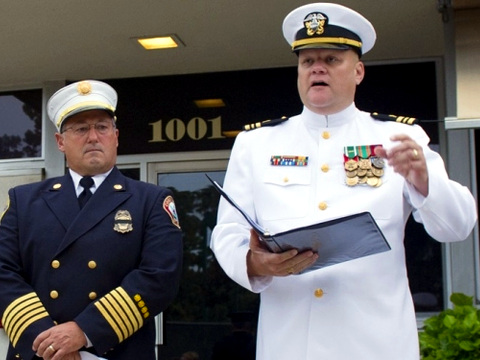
[194,99,226,108]
[135,34,184,50]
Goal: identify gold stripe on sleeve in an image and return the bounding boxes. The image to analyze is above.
[3,293,49,346]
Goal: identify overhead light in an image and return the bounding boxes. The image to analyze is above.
[194,99,226,108]
[136,34,184,50]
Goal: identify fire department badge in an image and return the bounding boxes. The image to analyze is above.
[113,210,133,233]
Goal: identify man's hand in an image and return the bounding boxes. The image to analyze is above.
[375,134,429,196]
[247,229,318,276]
[33,321,87,360]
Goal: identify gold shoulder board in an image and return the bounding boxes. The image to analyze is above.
[243,116,289,131]
[371,112,418,125]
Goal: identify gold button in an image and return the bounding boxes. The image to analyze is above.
[51,260,60,269]
[89,292,97,300]
[321,164,329,173]
[88,261,97,269]
[50,290,59,299]
[318,202,328,210]
[322,131,330,139]
[283,177,289,183]
[314,288,324,298]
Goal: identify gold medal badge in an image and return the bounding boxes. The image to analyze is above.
[113,210,133,233]
[344,145,384,187]
[344,159,358,171]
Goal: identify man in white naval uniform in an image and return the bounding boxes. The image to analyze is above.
[210,3,477,360]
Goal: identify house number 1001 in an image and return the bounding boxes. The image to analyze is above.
[149,116,226,142]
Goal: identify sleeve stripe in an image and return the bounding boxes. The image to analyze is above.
[3,292,37,325]
[93,287,144,343]
[112,288,143,331]
[109,292,134,336]
[9,304,45,343]
[6,299,43,329]
[95,298,126,342]
[2,292,49,346]
[11,312,49,346]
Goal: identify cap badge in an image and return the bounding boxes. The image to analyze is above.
[77,81,92,96]
[304,12,327,36]
[113,210,133,233]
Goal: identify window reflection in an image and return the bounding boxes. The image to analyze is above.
[158,171,259,324]
[157,170,259,359]
[0,89,42,159]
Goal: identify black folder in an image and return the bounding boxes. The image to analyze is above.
[207,174,391,273]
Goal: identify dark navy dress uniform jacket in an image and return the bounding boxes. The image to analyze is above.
[0,167,183,360]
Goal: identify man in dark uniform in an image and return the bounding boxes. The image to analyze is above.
[0,80,183,360]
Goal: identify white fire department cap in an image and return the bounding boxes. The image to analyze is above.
[47,80,117,131]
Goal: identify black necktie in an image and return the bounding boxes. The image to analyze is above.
[78,176,94,208]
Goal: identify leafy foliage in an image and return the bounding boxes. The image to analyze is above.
[419,293,480,359]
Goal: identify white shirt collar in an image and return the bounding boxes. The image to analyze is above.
[301,102,358,129]
[69,168,113,197]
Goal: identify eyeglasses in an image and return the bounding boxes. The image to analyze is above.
[62,122,115,137]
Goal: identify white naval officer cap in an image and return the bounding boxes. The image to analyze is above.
[282,3,376,56]
[47,80,118,131]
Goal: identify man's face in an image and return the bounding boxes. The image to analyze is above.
[55,109,119,176]
[297,48,365,115]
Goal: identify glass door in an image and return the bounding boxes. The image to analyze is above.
[148,158,259,360]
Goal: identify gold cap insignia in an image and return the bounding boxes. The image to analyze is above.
[304,12,327,36]
[113,210,133,233]
[77,81,92,95]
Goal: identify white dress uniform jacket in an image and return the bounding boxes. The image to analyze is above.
[210,103,477,360]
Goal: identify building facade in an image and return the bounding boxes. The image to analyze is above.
[0,3,479,359]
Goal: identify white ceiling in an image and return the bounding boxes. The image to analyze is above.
[0,0,447,88]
